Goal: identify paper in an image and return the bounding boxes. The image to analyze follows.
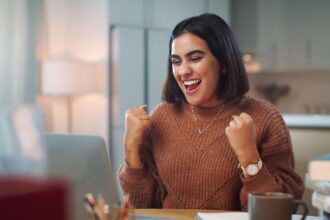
[196,212,321,220]
[196,212,248,220]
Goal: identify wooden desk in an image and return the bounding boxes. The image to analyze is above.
[134,209,223,220]
[133,209,320,220]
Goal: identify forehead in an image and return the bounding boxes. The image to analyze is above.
[171,33,210,55]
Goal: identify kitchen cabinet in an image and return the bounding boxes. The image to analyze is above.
[232,0,330,72]
[290,0,330,70]
[257,0,290,71]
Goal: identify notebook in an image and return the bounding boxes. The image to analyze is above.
[195,212,320,220]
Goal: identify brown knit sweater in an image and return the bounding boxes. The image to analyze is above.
[118,96,304,210]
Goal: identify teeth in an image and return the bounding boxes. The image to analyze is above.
[183,80,201,86]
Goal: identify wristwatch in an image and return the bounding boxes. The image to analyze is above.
[240,159,263,176]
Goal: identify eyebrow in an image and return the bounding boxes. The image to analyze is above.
[171,50,206,59]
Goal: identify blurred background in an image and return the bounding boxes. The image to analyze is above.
[1,0,330,200]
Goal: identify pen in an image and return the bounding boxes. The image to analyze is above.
[97,194,108,220]
[103,204,109,220]
[121,196,129,220]
[84,193,102,220]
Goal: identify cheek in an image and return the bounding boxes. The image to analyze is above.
[206,69,220,91]
[171,65,178,76]
[208,62,220,83]
[172,70,178,80]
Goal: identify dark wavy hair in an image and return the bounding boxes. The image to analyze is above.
[161,13,249,104]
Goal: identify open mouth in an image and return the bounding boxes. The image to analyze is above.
[183,79,201,92]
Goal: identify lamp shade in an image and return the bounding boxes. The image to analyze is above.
[41,60,97,95]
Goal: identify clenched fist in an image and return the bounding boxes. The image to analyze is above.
[225,112,260,167]
[124,105,150,168]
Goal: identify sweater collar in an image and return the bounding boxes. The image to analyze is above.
[181,96,246,121]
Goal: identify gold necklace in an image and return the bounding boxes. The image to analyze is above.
[191,104,225,135]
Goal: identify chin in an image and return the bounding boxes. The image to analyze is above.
[185,97,202,106]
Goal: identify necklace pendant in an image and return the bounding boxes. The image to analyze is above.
[191,104,225,135]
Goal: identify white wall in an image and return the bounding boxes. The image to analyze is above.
[44,0,108,61]
[38,0,109,143]
[0,0,40,105]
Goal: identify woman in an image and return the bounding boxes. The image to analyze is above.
[118,13,303,210]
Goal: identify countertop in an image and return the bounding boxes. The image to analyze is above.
[283,114,330,128]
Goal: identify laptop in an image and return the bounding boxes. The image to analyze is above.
[44,133,119,220]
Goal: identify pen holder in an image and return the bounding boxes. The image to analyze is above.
[84,193,135,220]
[109,205,136,220]
[85,203,136,220]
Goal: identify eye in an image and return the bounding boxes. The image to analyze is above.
[191,56,202,62]
[171,58,181,65]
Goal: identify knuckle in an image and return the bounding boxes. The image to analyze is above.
[246,118,253,124]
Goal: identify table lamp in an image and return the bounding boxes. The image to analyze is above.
[41,59,97,132]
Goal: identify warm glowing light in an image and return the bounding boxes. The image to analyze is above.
[41,59,97,95]
[243,53,253,62]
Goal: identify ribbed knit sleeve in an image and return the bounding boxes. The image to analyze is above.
[118,165,154,207]
[239,101,304,210]
[117,104,166,208]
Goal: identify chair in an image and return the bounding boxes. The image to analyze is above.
[290,127,330,216]
[44,133,119,220]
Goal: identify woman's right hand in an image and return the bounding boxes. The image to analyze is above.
[124,105,150,168]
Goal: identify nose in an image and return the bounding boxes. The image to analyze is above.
[178,62,192,77]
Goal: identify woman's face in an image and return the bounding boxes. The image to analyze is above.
[171,32,222,107]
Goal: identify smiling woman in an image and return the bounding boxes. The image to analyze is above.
[170,33,221,107]
[118,13,304,211]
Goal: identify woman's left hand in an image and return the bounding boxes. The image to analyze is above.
[225,112,260,166]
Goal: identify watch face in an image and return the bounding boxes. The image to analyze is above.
[246,164,258,175]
